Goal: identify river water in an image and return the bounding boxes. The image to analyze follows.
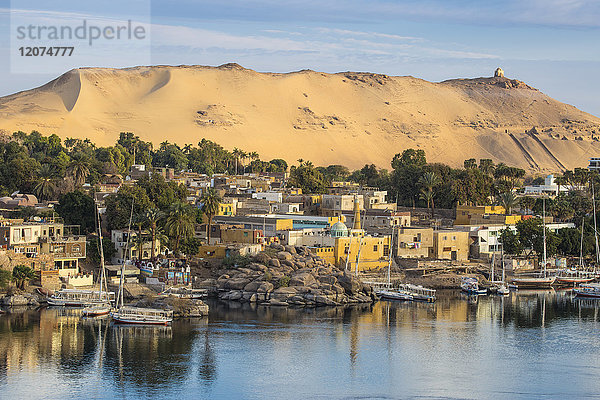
[1,290,600,399]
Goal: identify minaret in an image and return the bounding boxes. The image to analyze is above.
[352,195,361,230]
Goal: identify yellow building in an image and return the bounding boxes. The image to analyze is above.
[432,230,470,261]
[396,227,434,258]
[455,205,505,225]
[334,235,390,272]
[217,202,236,216]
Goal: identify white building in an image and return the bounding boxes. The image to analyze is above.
[523,175,568,196]
[252,192,283,203]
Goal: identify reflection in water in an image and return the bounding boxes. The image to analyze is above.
[1,291,600,399]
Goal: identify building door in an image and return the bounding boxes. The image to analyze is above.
[451,251,457,261]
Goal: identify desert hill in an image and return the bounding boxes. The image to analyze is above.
[1,63,599,172]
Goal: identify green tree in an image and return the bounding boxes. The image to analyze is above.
[164,202,195,255]
[499,228,523,255]
[34,164,57,201]
[289,161,327,194]
[87,237,117,265]
[0,270,11,289]
[516,218,561,258]
[55,191,96,234]
[67,153,90,186]
[105,185,153,231]
[201,188,222,243]
[12,265,35,290]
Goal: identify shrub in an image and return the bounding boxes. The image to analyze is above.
[0,269,11,289]
[278,276,290,288]
[222,254,251,268]
[12,265,35,290]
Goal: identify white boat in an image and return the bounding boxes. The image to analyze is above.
[159,287,208,299]
[48,289,115,307]
[461,277,487,295]
[402,284,436,302]
[111,306,173,325]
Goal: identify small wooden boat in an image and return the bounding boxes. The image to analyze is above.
[461,277,487,295]
[111,306,173,325]
[574,283,600,299]
[555,269,596,285]
[82,305,111,317]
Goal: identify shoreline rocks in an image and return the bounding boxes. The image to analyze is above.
[213,244,377,307]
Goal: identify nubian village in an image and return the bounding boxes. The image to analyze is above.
[2,1,600,399]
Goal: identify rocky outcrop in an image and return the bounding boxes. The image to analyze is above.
[214,244,376,307]
[1,292,40,306]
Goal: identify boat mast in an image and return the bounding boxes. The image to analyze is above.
[593,181,599,268]
[542,197,547,277]
[501,242,505,284]
[96,204,107,300]
[387,227,394,287]
[117,199,135,309]
[580,217,585,268]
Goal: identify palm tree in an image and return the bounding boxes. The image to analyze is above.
[164,202,194,255]
[248,151,259,172]
[201,188,222,243]
[498,192,519,215]
[232,148,242,175]
[67,154,90,187]
[418,171,440,217]
[34,164,57,201]
[144,208,162,261]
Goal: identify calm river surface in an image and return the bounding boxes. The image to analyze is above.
[2,291,600,399]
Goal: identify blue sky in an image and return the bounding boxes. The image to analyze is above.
[1,0,599,115]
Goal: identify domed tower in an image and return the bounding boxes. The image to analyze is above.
[330,221,349,238]
[494,67,504,78]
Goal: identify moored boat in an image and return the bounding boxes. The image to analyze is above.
[47,289,115,307]
[510,275,556,289]
[377,290,413,301]
[111,306,173,325]
[574,283,600,298]
[461,277,487,295]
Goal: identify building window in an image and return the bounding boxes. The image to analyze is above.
[373,245,378,251]
[452,236,456,240]
[443,236,447,240]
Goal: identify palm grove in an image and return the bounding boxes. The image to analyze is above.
[1,131,598,261]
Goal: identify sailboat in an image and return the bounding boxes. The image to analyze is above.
[496,247,510,296]
[110,199,173,325]
[511,197,556,288]
[556,218,596,285]
[376,228,414,301]
[49,204,115,308]
[82,205,114,317]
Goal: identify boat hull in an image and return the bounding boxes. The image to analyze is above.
[378,291,413,301]
[511,277,556,288]
[111,316,171,325]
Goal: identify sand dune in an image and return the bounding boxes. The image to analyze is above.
[1,63,599,172]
